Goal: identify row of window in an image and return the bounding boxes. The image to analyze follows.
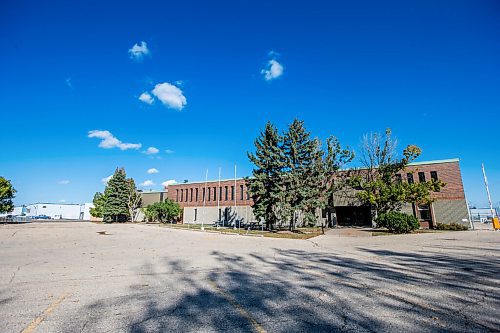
[395,171,439,184]
[175,185,251,203]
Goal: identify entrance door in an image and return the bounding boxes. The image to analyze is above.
[335,206,372,227]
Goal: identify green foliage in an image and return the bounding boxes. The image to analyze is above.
[126,178,142,222]
[435,222,468,231]
[143,199,181,223]
[103,168,130,222]
[247,119,353,230]
[375,211,420,234]
[352,129,444,217]
[0,177,16,213]
[247,122,286,230]
[90,192,106,218]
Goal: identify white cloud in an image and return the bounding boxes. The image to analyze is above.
[164,149,174,154]
[88,130,142,151]
[261,59,284,81]
[59,199,66,203]
[147,168,159,174]
[65,78,72,88]
[128,41,150,61]
[57,180,70,185]
[139,92,154,105]
[144,147,159,155]
[151,82,187,110]
[162,179,177,188]
[101,175,112,184]
[140,180,155,187]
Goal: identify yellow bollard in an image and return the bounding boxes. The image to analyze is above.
[492,217,500,230]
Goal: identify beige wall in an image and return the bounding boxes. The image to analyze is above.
[433,199,469,225]
[182,205,256,225]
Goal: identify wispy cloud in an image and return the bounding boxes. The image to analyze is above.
[261,52,284,81]
[139,92,154,105]
[151,82,187,110]
[143,147,159,155]
[57,180,70,185]
[164,149,174,154]
[65,78,72,89]
[101,175,112,184]
[129,41,150,61]
[140,180,155,187]
[147,168,159,174]
[59,199,66,203]
[88,130,142,150]
[162,179,177,187]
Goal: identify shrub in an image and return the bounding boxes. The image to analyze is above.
[143,199,181,223]
[375,211,420,234]
[435,222,468,231]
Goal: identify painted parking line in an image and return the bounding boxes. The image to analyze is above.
[209,279,267,333]
[21,291,69,333]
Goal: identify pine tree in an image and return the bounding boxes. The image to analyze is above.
[103,168,130,222]
[282,119,320,229]
[247,122,285,230]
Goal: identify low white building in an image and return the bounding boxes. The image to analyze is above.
[23,203,93,220]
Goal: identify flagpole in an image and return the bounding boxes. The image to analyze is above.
[202,169,208,231]
[234,164,237,231]
[217,167,221,228]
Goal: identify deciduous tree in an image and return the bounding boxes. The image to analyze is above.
[0,177,16,213]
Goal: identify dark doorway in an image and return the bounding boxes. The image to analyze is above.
[335,206,372,227]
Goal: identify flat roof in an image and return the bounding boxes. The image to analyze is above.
[167,158,460,186]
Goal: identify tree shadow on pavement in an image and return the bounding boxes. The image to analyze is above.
[74,246,500,333]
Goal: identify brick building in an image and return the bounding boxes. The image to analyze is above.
[147,158,469,228]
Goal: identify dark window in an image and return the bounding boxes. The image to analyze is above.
[418,172,426,183]
[417,204,431,221]
[195,188,199,202]
[207,187,211,201]
[180,189,183,202]
[430,171,438,181]
[194,209,197,221]
[322,209,327,218]
[231,186,234,201]
[395,174,402,184]
[213,187,217,201]
[218,209,222,221]
[246,187,251,200]
[176,189,179,202]
[219,187,222,201]
[240,185,244,200]
[190,188,193,202]
[225,186,228,200]
[202,188,206,202]
[407,173,414,184]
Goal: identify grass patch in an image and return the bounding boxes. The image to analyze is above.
[158,223,322,239]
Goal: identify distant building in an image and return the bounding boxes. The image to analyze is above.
[146,158,470,228]
[469,207,499,222]
[12,203,93,220]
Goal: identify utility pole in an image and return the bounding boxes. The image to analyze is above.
[482,163,496,218]
[217,167,221,228]
[234,164,237,231]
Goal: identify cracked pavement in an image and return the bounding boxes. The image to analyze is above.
[1,222,499,332]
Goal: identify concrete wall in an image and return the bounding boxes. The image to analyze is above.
[433,199,469,226]
[182,205,256,225]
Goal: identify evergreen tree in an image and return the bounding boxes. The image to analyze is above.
[103,168,130,222]
[247,122,285,230]
[282,119,320,230]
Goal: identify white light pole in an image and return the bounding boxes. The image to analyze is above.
[202,169,208,231]
[482,163,496,219]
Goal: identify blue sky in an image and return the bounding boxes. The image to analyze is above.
[0,0,499,207]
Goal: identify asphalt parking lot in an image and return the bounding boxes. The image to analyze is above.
[1,222,499,333]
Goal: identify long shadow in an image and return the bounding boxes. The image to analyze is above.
[71,244,500,333]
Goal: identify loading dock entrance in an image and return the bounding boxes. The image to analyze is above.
[335,206,372,227]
